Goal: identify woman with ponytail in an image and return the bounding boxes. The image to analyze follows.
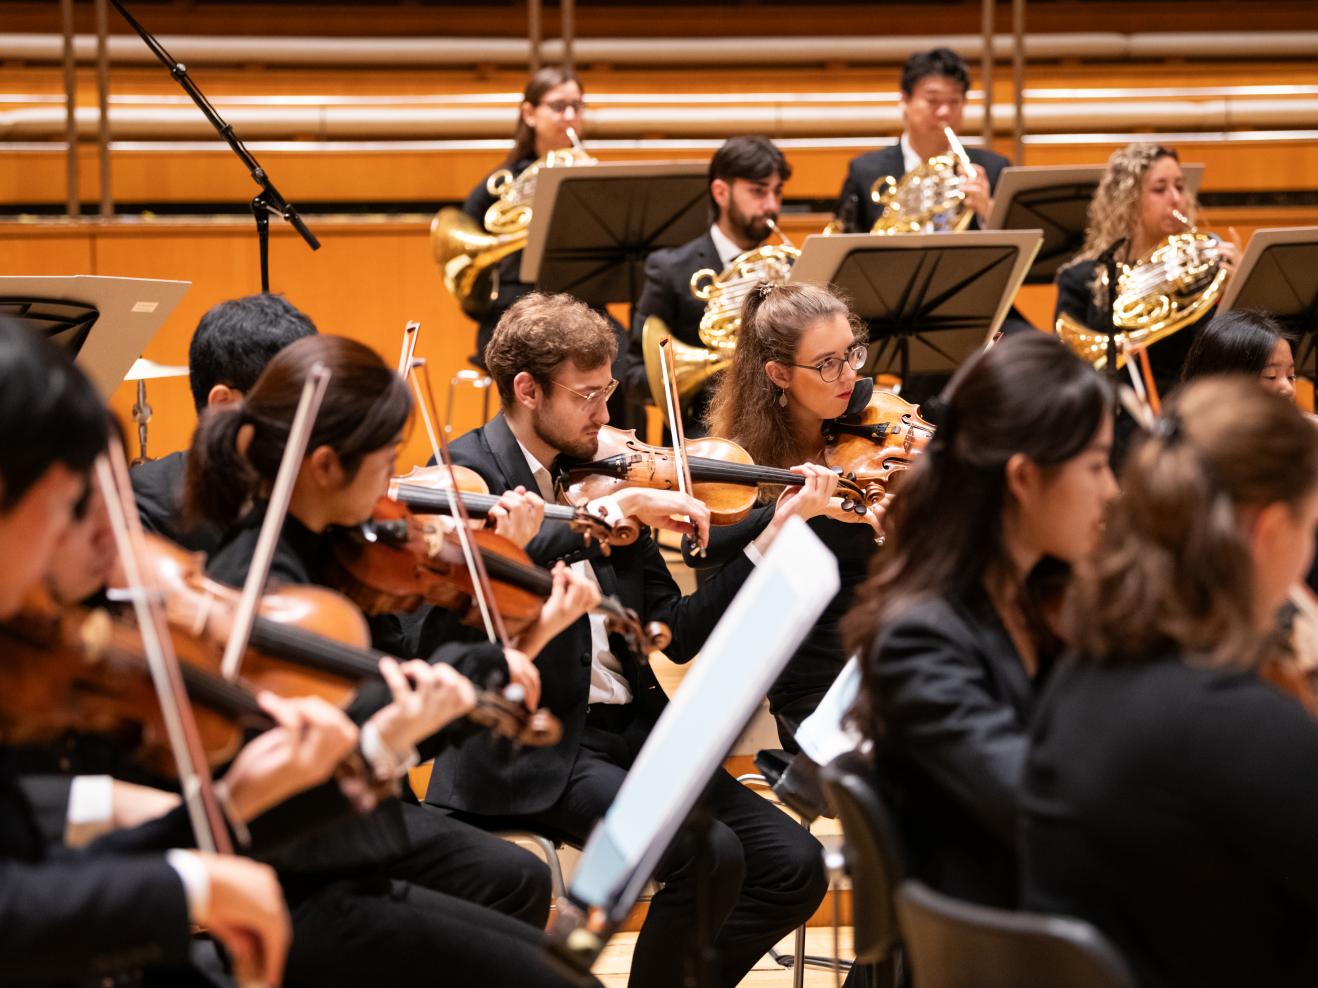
[691,281,881,750]
[1021,377,1318,988]
[184,332,607,988]
[844,331,1117,908]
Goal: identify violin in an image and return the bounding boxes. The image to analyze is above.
[137,534,564,749]
[390,465,638,552]
[0,590,274,774]
[822,389,935,505]
[326,498,670,658]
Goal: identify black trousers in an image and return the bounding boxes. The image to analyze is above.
[455,714,829,988]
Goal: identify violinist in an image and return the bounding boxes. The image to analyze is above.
[426,291,828,988]
[1021,377,1318,988]
[0,317,295,986]
[698,281,884,751]
[1180,308,1298,403]
[185,331,605,988]
[844,331,1117,910]
[132,291,317,556]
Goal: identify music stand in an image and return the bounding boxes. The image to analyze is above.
[789,230,1042,382]
[520,162,710,306]
[548,517,840,984]
[986,164,1205,284]
[0,275,190,396]
[1216,226,1318,376]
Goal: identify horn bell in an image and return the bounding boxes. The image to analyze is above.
[430,207,526,320]
[642,315,730,427]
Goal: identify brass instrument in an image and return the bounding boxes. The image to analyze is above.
[641,220,799,420]
[431,128,595,318]
[870,126,976,236]
[1056,210,1227,370]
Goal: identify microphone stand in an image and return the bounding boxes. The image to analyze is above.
[108,0,320,291]
[1097,236,1128,386]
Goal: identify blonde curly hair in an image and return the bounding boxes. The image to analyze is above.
[1060,143,1198,302]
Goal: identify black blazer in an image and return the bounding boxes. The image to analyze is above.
[867,586,1035,908]
[424,412,756,816]
[1023,654,1318,988]
[131,451,223,558]
[836,143,1011,233]
[0,756,192,984]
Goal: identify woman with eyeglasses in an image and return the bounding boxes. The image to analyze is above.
[461,66,586,370]
[689,281,881,750]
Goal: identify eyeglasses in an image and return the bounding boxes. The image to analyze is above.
[540,99,585,115]
[551,378,618,406]
[792,344,868,383]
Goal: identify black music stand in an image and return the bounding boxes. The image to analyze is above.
[1217,226,1318,377]
[547,518,839,988]
[520,162,710,306]
[986,164,1205,284]
[788,231,1041,383]
[0,275,190,395]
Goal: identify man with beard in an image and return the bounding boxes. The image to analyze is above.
[621,136,791,435]
[425,292,830,988]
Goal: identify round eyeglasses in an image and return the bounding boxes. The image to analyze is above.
[792,344,868,383]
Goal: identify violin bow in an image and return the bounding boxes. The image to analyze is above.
[220,362,332,681]
[658,337,705,555]
[98,439,232,852]
[397,320,421,377]
[406,342,511,650]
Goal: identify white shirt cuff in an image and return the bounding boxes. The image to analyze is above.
[64,774,114,848]
[360,721,420,781]
[165,849,211,925]
[743,541,765,566]
[586,495,628,528]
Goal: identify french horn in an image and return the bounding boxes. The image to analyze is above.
[870,126,977,236]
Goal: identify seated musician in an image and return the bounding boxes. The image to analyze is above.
[620,135,793,432]
[836,47,1007,233]
[688,282,883,751]
[425,291,829,988]
[132,291,318,556]
[1022,377,1318,988]
[845,332,1117,909]
[0,316,305,986]
[1054,142,1239,396]
[460,65,586,369]
[1180,308,1297,402]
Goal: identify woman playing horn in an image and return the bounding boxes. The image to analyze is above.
[460,66,587,370]
[1055,143,1240,395]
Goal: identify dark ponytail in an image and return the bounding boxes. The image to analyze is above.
[184,335,411,531]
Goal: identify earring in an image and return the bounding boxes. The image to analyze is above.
[777,388,788,408]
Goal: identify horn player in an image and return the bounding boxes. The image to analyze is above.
[619,136,793,435]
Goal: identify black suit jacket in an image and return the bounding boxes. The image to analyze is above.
[868,586,1036,908]
[0,755,192,984]
[424,412,756,816]
[836,143,1012,233]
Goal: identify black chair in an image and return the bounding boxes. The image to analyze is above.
[896,880,1137,988]
[818,749,907,988]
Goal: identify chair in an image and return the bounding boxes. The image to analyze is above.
[896,880,1137,988]
[818,750,907,988]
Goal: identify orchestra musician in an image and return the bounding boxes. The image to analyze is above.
[1180,308,1298,402]
[184,331,606,988]
[424,291,829,988]
[132,292,317,557]
[844,331,1117,909]
[460,65,586,370]
[1054,142,1240,396]
[0,317,303,986]
[689,282,881,751]
[1021,376,1318,988]
[620,136,793,431]
[835,47,1008,234]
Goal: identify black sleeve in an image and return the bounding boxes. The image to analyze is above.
[16,775,72,847]
[836,162,867,233]
[462,172,498,222]
[637,536,757,664]
[622,251,681,399]
[873,608,1027,845]
[0,855,192,980]
[681,503,773,570]
[1054,262,1098,329]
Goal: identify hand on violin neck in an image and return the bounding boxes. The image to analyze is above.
[486,485,546,549]
[607,488,710,547]
[220,692,361,824]
[514,562,602,661]
[368,657,477,760]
